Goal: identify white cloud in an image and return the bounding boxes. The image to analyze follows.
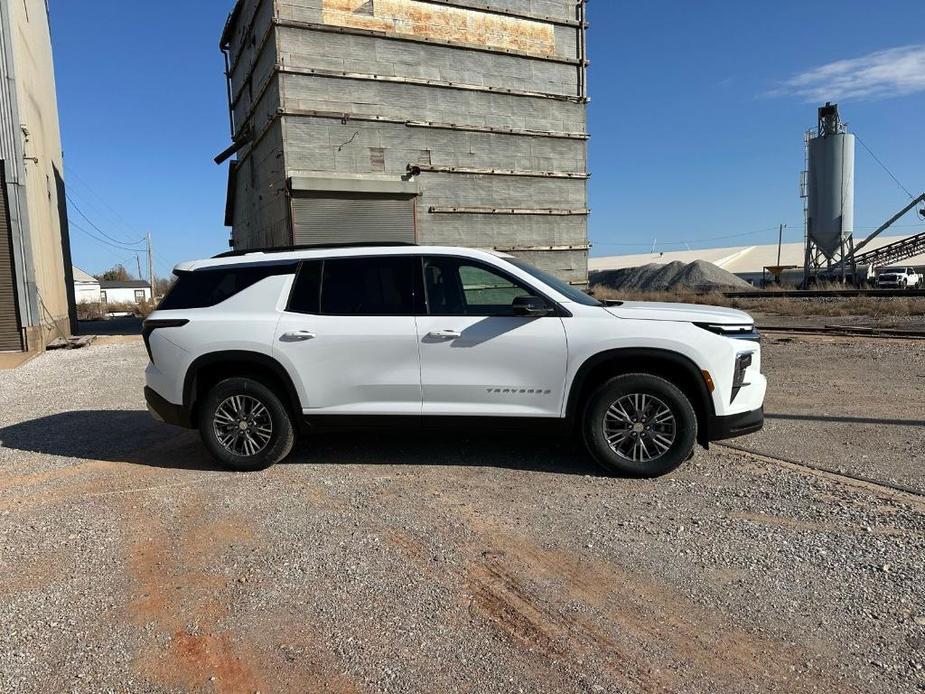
[768,45,925,101]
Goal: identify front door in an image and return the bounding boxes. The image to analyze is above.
[274,256,424,415]
[416,256,568,418]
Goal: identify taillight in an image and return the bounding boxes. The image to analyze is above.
[141,319,189,363]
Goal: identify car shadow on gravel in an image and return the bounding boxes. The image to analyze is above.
[77,317,142,336]
[296,430,600,476]
[0,410,216,471]
[766,412,925,427]
[0,410,602,476]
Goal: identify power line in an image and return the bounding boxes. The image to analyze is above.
[64,164,148,240]
[65,192,147,248]
[592,225,781,248]
[68,227,138,269]
[855,133,915,199]
[69,218,147,253]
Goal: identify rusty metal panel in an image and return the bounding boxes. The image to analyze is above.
[321,0,557,57]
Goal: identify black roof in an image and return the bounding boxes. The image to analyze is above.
[99,280,151,289]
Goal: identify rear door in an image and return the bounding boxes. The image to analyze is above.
[274,256,424,415]
[416,256,568,417]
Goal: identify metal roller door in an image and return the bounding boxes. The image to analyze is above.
[0,161,23,352]
[291,193,416,246]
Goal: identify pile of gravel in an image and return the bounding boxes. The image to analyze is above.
[591,260,753,292]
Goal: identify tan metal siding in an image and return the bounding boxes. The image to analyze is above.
[0,161,23,351]
[291,194,416,245]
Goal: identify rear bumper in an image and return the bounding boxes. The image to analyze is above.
[709,406,764,441]
[144,386,192,428]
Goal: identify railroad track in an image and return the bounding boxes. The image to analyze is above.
[723,288,925,298]
[717,442,925,505]
[758,324,925,339]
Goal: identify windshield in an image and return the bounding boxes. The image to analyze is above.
[508,259,603,307]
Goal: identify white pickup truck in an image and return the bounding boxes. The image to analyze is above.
[876,267,921,289]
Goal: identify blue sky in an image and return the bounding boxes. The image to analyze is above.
[51,1,925,275]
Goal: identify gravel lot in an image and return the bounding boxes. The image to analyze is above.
[0,335,923,693]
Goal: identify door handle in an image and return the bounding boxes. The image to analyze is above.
[281,330,316,342]
[426,329,461,340]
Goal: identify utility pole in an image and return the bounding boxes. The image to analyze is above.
[146,233,157,300]
[777,224,786,266]
[135,255,143,281]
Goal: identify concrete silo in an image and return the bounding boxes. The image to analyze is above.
[802,103,856,284]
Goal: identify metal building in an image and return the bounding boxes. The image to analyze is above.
[0,0,75,353]
[219,0,589,284]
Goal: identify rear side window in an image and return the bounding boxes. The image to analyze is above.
[320,257,421,316]
[287,260,323,314]
[158,262,297,310]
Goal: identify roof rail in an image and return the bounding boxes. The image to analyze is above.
[212,241,419,259]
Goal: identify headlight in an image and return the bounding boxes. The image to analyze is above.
[696,323,761,342]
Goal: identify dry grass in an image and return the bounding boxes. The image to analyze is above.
[77,300,155,320]
[589,285,925,318]
[76,302,105,321]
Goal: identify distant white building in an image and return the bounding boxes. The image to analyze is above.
[72,267,101,304]
[590,234,925,286]
[99,280,152,305]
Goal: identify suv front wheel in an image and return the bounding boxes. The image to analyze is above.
[199,377,296,471]
[583,373,697,477]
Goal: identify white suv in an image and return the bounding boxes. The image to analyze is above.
[144,244,765,477]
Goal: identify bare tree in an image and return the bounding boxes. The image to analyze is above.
[95,264,133,282]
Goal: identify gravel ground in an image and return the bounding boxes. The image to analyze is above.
[748,334,925,494]
[0,337,923,693]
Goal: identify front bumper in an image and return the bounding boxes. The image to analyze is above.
[144,386,192,428]
[709,407,764,441]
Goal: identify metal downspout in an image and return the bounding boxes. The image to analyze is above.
[222,46,235,137]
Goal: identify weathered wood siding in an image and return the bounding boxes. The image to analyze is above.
[224,0,589,282]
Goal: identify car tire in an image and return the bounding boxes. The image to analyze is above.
[582,373,697,478]
[199,377,296,471]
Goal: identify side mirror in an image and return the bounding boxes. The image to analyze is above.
[512,295,552,317]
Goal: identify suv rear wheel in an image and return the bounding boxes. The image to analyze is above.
[583,373,697,477]
[199,377,296,471]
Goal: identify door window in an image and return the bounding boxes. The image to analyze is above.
[135,290,146,303]
[423,257,544,316]
[319,256,422,316]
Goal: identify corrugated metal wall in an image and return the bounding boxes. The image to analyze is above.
[0,2,26,344]
[0,6,19,172]
[223,0,589,283]
[292,194,416,244]
[0,161,23,351]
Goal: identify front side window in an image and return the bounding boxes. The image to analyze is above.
[423,257,543,317]
[319,256,421,316]
[506,258,602,307]
[135,290,146,303]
